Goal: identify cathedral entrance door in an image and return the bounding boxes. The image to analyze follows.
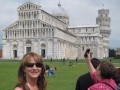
[41,49,45,58]
[13,50,17,58]
[26,47,31,53]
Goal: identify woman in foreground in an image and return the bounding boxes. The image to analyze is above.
[14,52,46,90]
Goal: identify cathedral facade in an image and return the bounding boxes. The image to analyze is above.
[2,1,111,59]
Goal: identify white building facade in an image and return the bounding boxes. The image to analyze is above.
[2,2,111,59]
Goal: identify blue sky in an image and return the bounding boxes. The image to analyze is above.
[0,0,120,49]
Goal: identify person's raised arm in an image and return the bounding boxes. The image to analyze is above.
[84,49,96,75]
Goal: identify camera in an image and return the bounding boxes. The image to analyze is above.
[84,49,90,58]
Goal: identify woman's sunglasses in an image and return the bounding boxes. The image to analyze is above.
[25,63,43,68]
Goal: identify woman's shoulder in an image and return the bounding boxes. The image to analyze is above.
[14,87,23,90]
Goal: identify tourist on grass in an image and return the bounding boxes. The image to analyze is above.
[85,49,117,90]
[76,57,78,63]
[14,52,46,90]
[75,58,100,90]
[63,58,65,65]
[46,66,57,76]
[50,58,52,62]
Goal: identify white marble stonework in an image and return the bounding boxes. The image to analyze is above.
[2,1,111,59]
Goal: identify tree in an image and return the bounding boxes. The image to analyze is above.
[109,48,116,58]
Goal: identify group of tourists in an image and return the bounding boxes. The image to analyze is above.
[76,49,120,90]
[14,49,120,90]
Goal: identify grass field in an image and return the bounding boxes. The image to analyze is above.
[0,59,120,90]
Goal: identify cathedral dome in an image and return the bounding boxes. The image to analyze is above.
[52,2,69,18]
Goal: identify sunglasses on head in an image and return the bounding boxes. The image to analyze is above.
[25,63,43,68]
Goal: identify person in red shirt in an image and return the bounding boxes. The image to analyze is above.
[85,49,117,90]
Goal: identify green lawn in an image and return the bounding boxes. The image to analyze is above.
[0,59,120,90]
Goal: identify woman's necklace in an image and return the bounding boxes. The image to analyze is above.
[26,82,38,90]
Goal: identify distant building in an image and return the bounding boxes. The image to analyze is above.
[2,1,111,59]
[116,48,120,55]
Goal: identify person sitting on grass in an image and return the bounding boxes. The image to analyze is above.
[69,61,73,66]
[48,67,57,76]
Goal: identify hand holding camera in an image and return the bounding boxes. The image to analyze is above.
[84,49,90,58]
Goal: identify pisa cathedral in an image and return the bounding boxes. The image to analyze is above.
[2,1,111,59]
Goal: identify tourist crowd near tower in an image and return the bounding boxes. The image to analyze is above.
[2,1,111,59]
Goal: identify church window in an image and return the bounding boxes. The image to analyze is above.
[26,47,31,53]
[26,4,28,9]
[86,28,87,32]
[93,28,94,32]
[43,24,46,27]
[36,21,37,26]
[28,30,29,36]
[24,12,25,19]
[6,32,7,39]
[25,5,26,9]
[33,30,35,37]
[23,31,24,37]
[15,31,16,37]
[41,44,46,58]
[21,13,23,19]
[28,12,30,19]
[23,23,24,28]
[41,44,45,47]
[13,44,17,48]
[93,37,95,41]
[34,13,36,18]
[29,4,30,9]
[27,21,29,28]
[26,39,32,44]
[19,13,20,17]
[33,21,35,27]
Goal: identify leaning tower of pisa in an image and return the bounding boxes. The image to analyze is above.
[96,7,111,58]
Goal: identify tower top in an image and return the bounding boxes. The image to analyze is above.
[58,0,61,7]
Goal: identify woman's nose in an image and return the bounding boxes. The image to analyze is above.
[33,64,37,69]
